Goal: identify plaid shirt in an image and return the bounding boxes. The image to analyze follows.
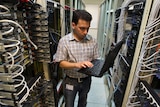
[55,32,99,78]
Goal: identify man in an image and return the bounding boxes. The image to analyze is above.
[55,10,99,107]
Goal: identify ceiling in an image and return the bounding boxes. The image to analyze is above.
[83,0,104,5]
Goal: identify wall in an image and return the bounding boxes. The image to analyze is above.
[85,4,99,39]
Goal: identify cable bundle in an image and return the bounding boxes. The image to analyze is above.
[0,4,37,106]
[117,0,143,42]
[136,0,160,78]
[135,0,160,78]
[26,3,51,62]
[126,0,160,106]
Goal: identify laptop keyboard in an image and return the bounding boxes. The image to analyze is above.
[78,59,105,77]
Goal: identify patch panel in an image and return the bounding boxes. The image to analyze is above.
[0,91,17,99]
[0,84,16,92]
[0,99,15,106]
[34,42,50,48]
[112,1,146,107]
[31,32,49,37]
[122,0,160,106]
[32,37,49,43]
[0,0,61,106]
[137,80,160,107]
[0,65,6,73]
[0,74,14,82]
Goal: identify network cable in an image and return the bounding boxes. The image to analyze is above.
[0,19,38,50]
[0,4,31,106]
[126,0,160,106]
[0,5,10,14]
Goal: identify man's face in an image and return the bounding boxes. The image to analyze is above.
[72,19,90,40]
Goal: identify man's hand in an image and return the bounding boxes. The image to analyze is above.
[75,61,93,69]
[59,60,93,69]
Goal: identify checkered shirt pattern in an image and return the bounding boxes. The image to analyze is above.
[55,33,99,78]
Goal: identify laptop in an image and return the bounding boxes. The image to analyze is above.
[78,39,124,77]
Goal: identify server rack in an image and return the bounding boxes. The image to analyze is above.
[98,0,160,107]
[0,0,68,106]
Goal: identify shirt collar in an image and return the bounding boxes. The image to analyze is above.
[69,32,91,41]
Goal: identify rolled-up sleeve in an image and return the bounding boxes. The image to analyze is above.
[55,38,67,62]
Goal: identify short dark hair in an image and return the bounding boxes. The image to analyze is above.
[72,10,92,25]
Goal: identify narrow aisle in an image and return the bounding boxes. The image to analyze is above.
[75,77,109,107]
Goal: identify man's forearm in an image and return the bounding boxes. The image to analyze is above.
[59,60,77,69]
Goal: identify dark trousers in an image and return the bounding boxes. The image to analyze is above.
[63,76,91,107]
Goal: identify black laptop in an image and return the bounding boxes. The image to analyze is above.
[78,39,124,77]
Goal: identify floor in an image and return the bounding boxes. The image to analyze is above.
[75,76,110,107]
